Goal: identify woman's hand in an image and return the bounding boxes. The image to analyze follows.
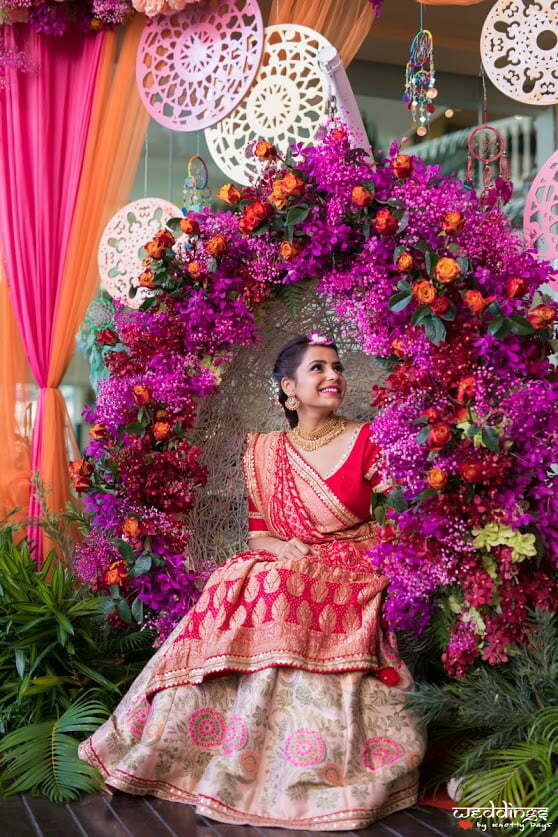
[275,537,317,560]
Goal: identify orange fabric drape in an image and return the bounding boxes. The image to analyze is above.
[0,270,33,527]
[268,0,375,66]
[39,16,149,531]
[418,1,484,5]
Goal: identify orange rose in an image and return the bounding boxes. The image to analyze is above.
[420,408,440,423]
[412,279,436,305]
[89,423,108,441]
[204,234,227,258]
[155,409,168,419]
[441,211,464,235]
[527,304,554,330]
[239,200,273,233]
[430,295,450,315]
[139,269,155,289]
[397,252,414,272]
[104,560,128,586]
[458,460,483,483]
[456,375,475,404]
[351,185,373,207]
[464,289,490,315]
[505,276,527,299]
[254,140,276,160]
[187,261,203,279]
[330,128,346,141]
[218,184,241,205]
[72,477,91,493]
[454,406,468,422]
[391,338,406,358]
[122,517,141,539]
[427,467,448,490]
[145,240,165,260]
[268,179,288,210]
[152,420,171,441]
[132,384,151,405]
[69,459,94,478]
[390,154,413,179]
[179,216,200,235]
[154,229,174,248]
[373,208,398,236]
[281,172,306,197]
[428,422,452,450]
[435,257,461,284]
[279,240,302,261]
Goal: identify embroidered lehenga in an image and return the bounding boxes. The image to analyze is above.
[79,423,427,830]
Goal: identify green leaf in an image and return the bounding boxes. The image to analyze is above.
[481,427,500,452]
[411,305,431,326]
[386,487,408,512]
[487,318,510,338]
[424,315,446,344]
[122,421,144,436]
[286,204,310,227]
[417,425,431,444]
[486,300,502,317]
[507,314,535,336]
[115,539,136,563]
[388,291,413,313]
[397,279,412,293]
[132,553,152,577]
[456,257,469,275]
[131,596,144,623]
[116,599,133,624]
[14,649,26,680]
[166,216,184,234]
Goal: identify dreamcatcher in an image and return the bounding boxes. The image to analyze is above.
[403,27,437,136]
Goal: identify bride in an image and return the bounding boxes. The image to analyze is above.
[79,332,427,830]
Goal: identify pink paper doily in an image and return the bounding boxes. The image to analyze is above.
[136,0,263,131]
[98,198,182,309]
[524,150,558,268]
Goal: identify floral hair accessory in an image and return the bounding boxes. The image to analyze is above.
[307,331,334,345]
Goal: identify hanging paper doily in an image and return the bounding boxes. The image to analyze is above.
[98,198,182,309]
[205,24,331,184]
[480,0,558,105]
[524,150,558,267]
[136,0,264,131]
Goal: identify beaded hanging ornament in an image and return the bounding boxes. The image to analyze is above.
[403,28,437,137]
[464,72,512,209]
[182,154,211,213]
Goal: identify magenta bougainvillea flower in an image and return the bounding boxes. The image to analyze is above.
[74,127,558,676]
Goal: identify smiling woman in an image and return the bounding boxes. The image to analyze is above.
[78,332,426,830]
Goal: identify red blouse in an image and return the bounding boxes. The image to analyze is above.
[247,423,387,539]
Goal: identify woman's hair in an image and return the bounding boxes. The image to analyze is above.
[272,335,339,429]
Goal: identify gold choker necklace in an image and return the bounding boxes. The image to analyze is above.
[288,415,348,451]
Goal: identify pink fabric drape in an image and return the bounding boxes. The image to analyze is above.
[0,25,105,553]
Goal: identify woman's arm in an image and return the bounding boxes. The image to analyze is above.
[247,534,284,555]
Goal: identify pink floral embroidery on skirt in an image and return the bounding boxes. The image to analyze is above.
[284,728,326,766]
[188,707,226,748]
[362,737,403,770]
[221,715,248,754]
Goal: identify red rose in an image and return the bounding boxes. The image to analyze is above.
[527,304,554,330]
[351,185,373,207]
[377,666,400,686]
[377,524,396,541]
[441,211,464,235]
[132,385,151,405]
[179,216,200,235]
[154,228,174,248]
[152,420,171,441]
[69,459,94,478]
[373,208,398,236]
[97,329,119,346]
[420,408,440,423]
[456,375,475,404]
[428,422,452,450]
[463,289,495,315]
[505,276,527,298]
[391,338,406,358]
[430,295,450,315]
[390,154,413,179]
[239,200,273,234]
[458,460,483,482]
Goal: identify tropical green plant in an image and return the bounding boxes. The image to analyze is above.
[0,694,108,802]
[402,608,558,833]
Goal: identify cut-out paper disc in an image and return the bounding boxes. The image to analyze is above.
[481,0,558,105]
[524,150,558,287]
[98,198,182,309]
[136,0,263,131]
[205,24,331,184]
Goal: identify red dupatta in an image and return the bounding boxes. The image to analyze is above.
[145,430,396,699]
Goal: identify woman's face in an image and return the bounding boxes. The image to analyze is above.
[281,345,346,410]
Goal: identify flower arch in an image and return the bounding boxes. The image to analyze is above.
[73,128,558,677]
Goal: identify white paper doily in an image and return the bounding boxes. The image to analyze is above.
[481,0,558,105]
[136,0,264,132]
[524,149,558,262]
[98,198,182,309]
[205,24,331,184]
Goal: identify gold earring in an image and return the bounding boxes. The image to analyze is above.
[285,395,300,411]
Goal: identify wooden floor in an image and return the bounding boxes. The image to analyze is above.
[0,792,483,836]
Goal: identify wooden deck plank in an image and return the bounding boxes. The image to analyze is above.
[22,795,86,837]
[66,793,131,837]
[146,796,220,836]
[0,796,40,837]
[105,793,182,837]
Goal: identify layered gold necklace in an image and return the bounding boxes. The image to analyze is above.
[288,414,348,451]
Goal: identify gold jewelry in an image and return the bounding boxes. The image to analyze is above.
[285,394,300,411]
[289,414,348,451]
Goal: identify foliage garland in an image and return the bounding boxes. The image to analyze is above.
[73,127,558,678]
